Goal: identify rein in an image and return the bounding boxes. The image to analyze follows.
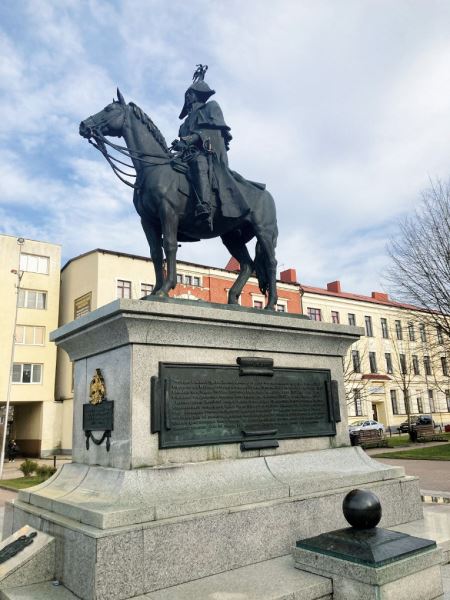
[88,126,177,190]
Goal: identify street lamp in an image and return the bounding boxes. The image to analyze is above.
[0,238,25,478]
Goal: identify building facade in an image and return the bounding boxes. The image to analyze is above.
[302,281,450,431]
[0,234,61,456]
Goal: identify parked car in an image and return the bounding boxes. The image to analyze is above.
[398,415,437,433]
[348,420,385,435]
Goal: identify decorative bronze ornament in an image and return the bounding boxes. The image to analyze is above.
[0,532,37,564]
[89,369,106,405]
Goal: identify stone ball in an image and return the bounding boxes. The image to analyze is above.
[342,489,382,529]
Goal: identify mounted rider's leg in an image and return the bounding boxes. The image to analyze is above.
[191,155,211,221]
[140,219,164,294]
[221,231,255,305]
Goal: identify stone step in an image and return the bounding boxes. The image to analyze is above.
[0,556,332,600]
[138,556,332,600]
[0,581,78,599]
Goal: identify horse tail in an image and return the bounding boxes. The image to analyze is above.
[254,240,269,295]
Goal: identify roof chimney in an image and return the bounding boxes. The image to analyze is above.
[280,268,297,283]
[327,281,341,293]
[372,291,389,301]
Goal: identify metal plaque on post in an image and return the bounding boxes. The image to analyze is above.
[151,359,339,449]
[83,369,114,451]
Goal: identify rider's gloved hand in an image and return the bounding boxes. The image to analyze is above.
[171,139,186,151]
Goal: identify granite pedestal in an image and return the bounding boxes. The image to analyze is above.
[3,299,424,600]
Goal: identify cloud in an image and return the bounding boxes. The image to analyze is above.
[2,1,450,296]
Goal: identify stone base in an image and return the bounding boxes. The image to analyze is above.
[0,526,55,592]
[294,537,443,600]
[4,448,423,600]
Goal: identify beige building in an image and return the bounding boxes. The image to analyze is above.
[302,281,450,431]
[0,234,61,456]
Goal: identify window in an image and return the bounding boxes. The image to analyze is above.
[74,292,91,319]
[12,363,42,384]
[354,389,362,416]
[437,326,444,344]
[348,313,356,326]
[331,311,340,324]
[15,325,45,345]
[412,355,420,375]
[419,324,427,342]
[253,300,263,309]
[117,279,131,299]
[385,353,393,374]
[365,316,373,337]
[141,283,154,297]
[18,289,47,310]
[395,320,403,340]
[176,274,183,284]
[408,322,415,341]
[184,275,192,285]
[417,395,423,413]
[276,304,287,312]
[390,390,399,415]
[442,357,449,376]
[428,389,435,412]
[381,318,389,339]
[307,307,322,321]
[19,253,49,274]
[424,356,432,376]
[446,390,450,412]
[352,350,361,373]
[192,276,201,287]
[369,352,378,373]
[400,354,407,374]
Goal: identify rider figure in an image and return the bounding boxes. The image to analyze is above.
[173,65,237,223]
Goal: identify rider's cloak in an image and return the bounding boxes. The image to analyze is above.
[179,100,265,219]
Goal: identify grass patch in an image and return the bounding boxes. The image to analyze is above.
[0,476,48,490]
[375,443,450,461]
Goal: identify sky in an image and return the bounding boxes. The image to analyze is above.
[1,0,450,295]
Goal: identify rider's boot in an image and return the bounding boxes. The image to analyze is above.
[194,177,212,223]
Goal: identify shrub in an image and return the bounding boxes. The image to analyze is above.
[35,465,57,480]
[19,459,38,477]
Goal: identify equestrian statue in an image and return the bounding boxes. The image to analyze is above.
[79,65,279,308]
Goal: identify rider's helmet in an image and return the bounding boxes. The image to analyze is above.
[179,65,215,119]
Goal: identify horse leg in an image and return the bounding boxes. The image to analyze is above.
[255,230,278,310]
[140,218,164,294]
[221,231,255,304]
[156,215,179,296]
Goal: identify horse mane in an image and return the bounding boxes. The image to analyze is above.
[129,102,170,154]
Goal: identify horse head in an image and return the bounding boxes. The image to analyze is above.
[79,88,127,139]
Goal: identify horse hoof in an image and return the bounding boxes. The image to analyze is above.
[154,290,169,298]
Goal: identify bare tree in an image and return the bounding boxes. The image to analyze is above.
[387,179,450,338]
[342,344,371,416]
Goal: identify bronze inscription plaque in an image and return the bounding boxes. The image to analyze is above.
[152,363,338,449]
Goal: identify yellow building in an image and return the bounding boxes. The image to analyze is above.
[302,281,450,431]
[0,234,61,456]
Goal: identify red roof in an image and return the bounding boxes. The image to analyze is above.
[301,284,421,312]
[225,257,240,272]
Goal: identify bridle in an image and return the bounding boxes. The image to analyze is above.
[86,103,177,190]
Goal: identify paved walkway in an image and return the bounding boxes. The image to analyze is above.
[367,445,450,494]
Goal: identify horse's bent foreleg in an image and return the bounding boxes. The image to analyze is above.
[140,218,164,294]
[221,232,255,305]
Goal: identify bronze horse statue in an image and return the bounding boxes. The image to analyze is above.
[79,90,278,308]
